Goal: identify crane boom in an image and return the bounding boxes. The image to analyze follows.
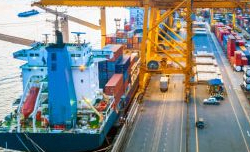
[35,5,101,30]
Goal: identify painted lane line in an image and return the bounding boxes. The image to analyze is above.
[209,31,250,151]
[247,131,250,137]
[179,84,185,152]
[227,91,250,151]
[194,88,199,152]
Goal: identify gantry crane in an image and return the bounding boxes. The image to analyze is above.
[34,0,250,102]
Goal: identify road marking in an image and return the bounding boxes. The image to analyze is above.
[179,88,184,152]
[228,94,250,151]
[247,131,250,137]
[194,88,199,152]
[210,32,250,151]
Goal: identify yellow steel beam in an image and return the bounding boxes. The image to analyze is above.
[100,7,106,48]
[34,0,142,7]
[161,23,185,42]
[153,1,248,8]
[146,68,185,74]
[35,0,248,8]
[185,0,193,102]
[148,1,186,32]
[232,9,236,29]
[147,8,157,62]
[147,37,185,69]
[158,27,186,51]
[139,1,149,91]
[157,30,186,57]
[210,9,214,25]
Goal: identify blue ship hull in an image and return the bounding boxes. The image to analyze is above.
[0,110,118,152]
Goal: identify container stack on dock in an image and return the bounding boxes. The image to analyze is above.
[236,15,250,33]
[105,16,143,50]
[213,22,249,71]
[105,30,142,49]
[194,51,222,83]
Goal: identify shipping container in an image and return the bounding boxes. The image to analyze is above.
[115,55,131,73]
[103,44,123,62]
[104,74,124,96]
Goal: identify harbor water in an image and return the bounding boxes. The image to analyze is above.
[0,0,129,120]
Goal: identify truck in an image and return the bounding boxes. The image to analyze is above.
[160,75,169,92]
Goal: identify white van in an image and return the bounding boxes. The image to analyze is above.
[160,76,169,92]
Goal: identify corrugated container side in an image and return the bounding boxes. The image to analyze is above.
[104,74,123,96]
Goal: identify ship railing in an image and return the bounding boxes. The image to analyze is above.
[17,76,32,114]
[31,82,44,133]
[17,75,43,132]
[17,77,31,132]
[97,97,115,132]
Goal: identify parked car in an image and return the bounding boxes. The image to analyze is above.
[203,97,220,105]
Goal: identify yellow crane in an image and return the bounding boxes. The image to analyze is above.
[34,0,250,102]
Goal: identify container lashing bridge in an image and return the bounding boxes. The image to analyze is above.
[33,0,250,102]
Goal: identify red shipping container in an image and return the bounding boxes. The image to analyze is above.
[234,59,242,66]
[105,37,112,44]
[104,74,123,96]
[242,57,248,66]
[116,31,126,38]
[133,36,138,43]
[124,24,131,31]
[127,38,133,44]
[234,51,242,59]
[238,40,245,46]
[230,57,235,65]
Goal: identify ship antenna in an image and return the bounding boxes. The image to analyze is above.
[71,32,86,46]
[42,34,50,44]
[114,18,121,32]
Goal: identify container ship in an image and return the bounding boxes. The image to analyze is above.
[0,30,140,152]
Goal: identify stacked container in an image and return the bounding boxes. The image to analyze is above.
[115,55,131,91]
[104,74,124,107]
[105,34,116,44]
[227,35,236,58]
[233,51,242,71]
[98,44,123,88]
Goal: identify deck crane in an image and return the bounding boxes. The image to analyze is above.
[34,0,250,102]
